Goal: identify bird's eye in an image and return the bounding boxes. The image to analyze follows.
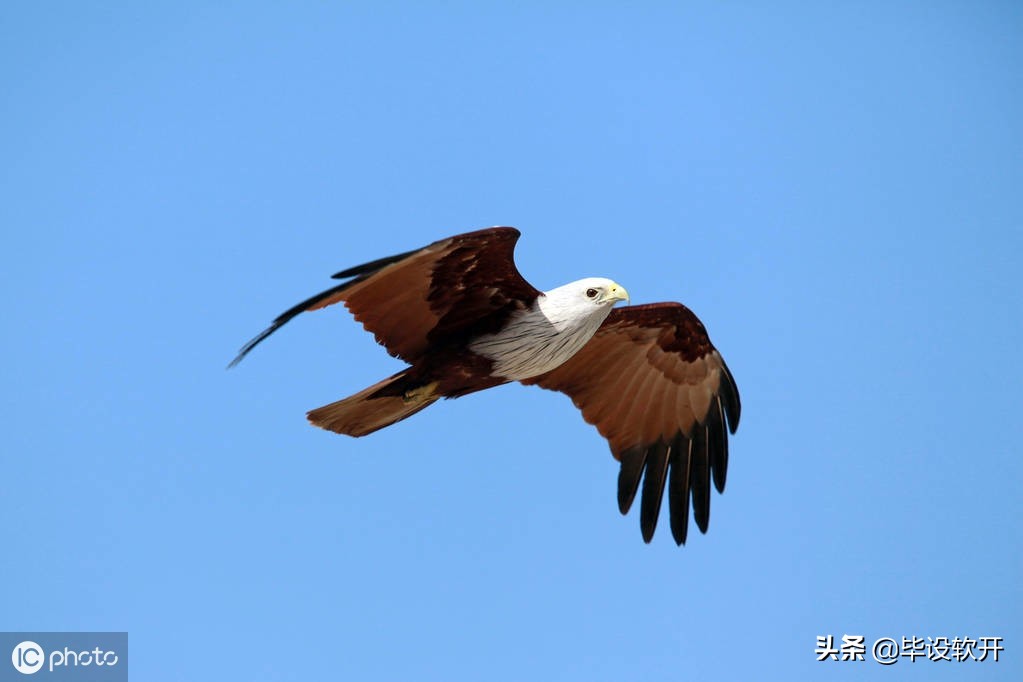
[586,288,598,298]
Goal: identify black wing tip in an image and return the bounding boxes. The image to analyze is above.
[617,443,667,543]
[618,422,733,545]
[227,323,279,368]
[229,279,355,368]
[330,247,419,280]
[638,441,670,544]
[709,397,729,494]
[617,446,647,514]
[668,433,691,546]
[620,435,715,545]
[687,425,713,536]
[718,357,741,434]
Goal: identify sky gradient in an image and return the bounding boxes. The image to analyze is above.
[2,2,1021,680]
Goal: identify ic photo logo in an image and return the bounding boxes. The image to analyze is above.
[9,639,120,676]
[11,641,43,675]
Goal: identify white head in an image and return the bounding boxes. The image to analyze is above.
[538,277,630,329]
[469,277,630,380]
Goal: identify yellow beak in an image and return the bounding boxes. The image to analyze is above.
[606,282,630,304]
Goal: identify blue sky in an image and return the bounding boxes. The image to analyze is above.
[2,2,1020,680]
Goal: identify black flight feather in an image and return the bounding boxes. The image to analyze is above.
[668,433,692,546]
[639,440,670,543]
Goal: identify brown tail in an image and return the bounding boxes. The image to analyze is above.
[306,371,439,437]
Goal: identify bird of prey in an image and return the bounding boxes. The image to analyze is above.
[231,227,740,545]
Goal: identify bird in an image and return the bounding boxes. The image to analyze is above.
[230,227,740,545]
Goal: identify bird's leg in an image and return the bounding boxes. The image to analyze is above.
[402,381,439,405]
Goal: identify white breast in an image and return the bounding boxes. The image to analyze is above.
[468,294,612,381]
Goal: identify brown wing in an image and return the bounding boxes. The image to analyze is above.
[521,303,741,545]
[229,227,541,367]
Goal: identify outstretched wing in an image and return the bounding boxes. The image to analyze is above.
[230,227,541,367]
[522,303,741,545]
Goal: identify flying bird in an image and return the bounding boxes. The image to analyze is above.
[231,227,740,545]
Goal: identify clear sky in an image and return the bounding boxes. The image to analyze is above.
[2,2,1020,680]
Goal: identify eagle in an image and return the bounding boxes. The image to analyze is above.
[231,227,740,545]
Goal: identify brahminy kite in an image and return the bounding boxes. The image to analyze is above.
[231,227,740,545]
